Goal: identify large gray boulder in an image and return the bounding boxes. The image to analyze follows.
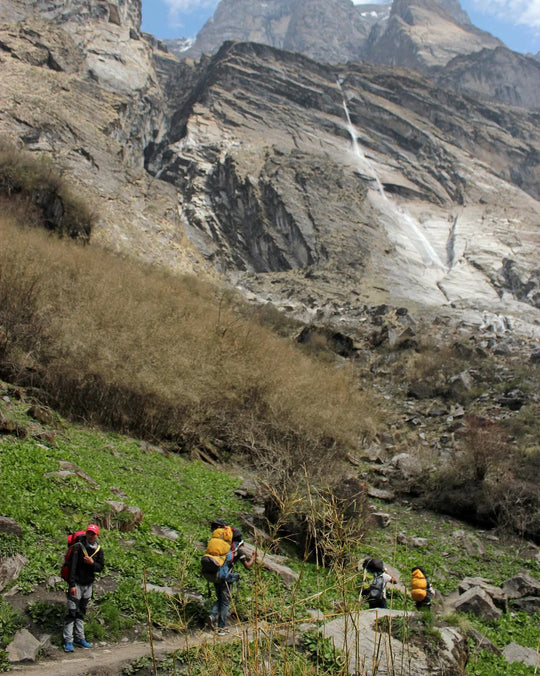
[454,587,502,621]
[323,609,467,675]
[502,572,540,599]
[6,629,41,664]
[503,642,539,668]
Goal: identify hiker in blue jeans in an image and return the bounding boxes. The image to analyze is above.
[207,521,256,635]
[63,524,104,652]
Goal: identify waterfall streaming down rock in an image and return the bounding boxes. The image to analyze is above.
[339,83,447,273]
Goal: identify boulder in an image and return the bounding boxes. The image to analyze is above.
[370,512,391,529]
[26,405,54,425]
[466,627,502,656]
[367,487,395,501]
[6,629,41,664]
[510,597,540,614]
[102,501,144,532]
[397,534,429,547]
[458,577,507,610]
[323,609,468,675]
[241,542,298,589]
[503,642,539,668]
[0,516,23,537]
[151,525,179,541]
[454,587,502,621]
[502,572,540,599]
[0,554,28,592]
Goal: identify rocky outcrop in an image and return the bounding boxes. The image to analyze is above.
[182,0,539,113]
[367,0,501,71]
[323,609,468,675]
[435,47,540,111]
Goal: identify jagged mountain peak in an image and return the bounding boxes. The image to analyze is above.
[185,0,500,69]
[390,0,471,27]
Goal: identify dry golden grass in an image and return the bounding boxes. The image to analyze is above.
[0,215,378,483]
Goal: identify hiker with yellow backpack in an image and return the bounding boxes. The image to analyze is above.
[202,520,257,635]
[62,524,104,652]
[411,566,435,610]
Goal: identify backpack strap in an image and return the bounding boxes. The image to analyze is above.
[79,543,101,558]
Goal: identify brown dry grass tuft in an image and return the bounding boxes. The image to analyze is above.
[0,215,378,483]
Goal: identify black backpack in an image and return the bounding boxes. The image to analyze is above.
[368,573,385,601]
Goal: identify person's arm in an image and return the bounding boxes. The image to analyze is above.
[383,571,397,585]
[238,548,257,570]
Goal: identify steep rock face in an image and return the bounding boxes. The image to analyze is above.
[186,0,390,63]
[0,0,141,32]
[0,10,208,275]
[148,41,540,331]
[435,47,540,111]
[1,0,539,337]
[367,0,501,70]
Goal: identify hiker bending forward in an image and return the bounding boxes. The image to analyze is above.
[208,522,256,634]
[63,524,104,652]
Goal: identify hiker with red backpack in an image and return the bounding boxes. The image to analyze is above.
[62,524,104,652]
[203,520,257,635]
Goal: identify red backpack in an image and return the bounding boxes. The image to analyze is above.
[60,531,87,581]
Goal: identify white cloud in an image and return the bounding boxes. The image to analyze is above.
[469,0,540,29]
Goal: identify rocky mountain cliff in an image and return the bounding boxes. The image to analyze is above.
[185,0,501,69]
[180,0,540,113]
[1,0,539,340]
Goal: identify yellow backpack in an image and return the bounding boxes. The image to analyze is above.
[201,526,233,582]
[411,567,428,602]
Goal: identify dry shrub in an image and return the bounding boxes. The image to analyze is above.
[425,415,540,541]
[0,217,377,482]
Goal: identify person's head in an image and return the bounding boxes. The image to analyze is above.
[210,519,227,531]
[86,524,99,543]
[232,527,244,547]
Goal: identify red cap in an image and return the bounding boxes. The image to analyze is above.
[86,524,99,535]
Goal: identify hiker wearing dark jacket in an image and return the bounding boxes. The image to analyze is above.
[361,557,397,609]
[63,524,104,653]
[207,521,257,635]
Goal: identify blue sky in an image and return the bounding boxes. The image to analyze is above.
[140,0,540,55]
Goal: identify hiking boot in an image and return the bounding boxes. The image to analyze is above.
[63,642,75,652]
[217,628,229,636]
[74,639,92,648]
[206,615,216,631]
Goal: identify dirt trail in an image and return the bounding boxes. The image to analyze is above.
[10,627,250,676]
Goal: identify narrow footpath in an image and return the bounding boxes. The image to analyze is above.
[10,627,250,676]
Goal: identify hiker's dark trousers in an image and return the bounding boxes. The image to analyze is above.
[210,581,231,628]
[63,583,92,643]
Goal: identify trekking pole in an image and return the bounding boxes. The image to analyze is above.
[143,568,158,676]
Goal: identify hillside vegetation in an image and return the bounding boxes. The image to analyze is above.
[0,386,539,674]
[0,190,376,492]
